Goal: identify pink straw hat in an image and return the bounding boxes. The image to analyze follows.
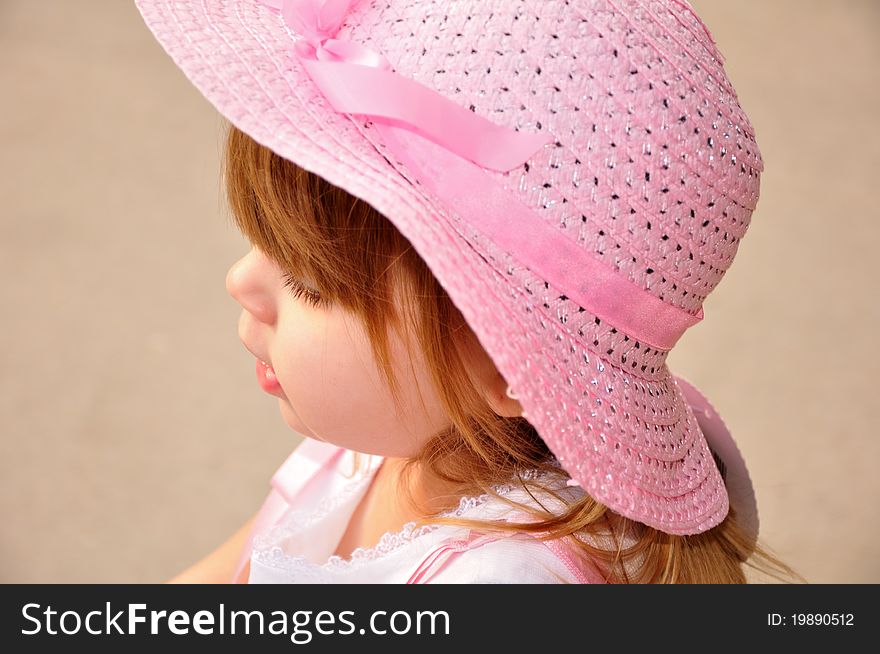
[134,0,763,537]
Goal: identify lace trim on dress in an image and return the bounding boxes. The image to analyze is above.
[252,467,375,553]
[251,465,570,577]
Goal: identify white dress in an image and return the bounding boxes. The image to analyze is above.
[237,439,610,584]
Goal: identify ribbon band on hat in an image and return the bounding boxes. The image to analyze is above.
[374,122,704,350]
[258,0,704,350]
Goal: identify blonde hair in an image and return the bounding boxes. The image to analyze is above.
[222,121,804,584]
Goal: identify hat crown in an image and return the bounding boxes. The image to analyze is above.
[338,0,763,327]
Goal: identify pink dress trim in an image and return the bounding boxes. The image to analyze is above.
[231,439,344,583]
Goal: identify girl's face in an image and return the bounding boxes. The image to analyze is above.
[225,246,452,457]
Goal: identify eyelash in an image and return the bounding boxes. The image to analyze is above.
[281,273,325,308]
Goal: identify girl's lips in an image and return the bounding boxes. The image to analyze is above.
[256,359,286,398]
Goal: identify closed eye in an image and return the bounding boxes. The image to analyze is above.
[281,272,325,308]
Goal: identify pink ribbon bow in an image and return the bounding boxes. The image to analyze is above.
[257,0,552,171]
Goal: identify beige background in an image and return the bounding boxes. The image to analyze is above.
[1,0,877,583]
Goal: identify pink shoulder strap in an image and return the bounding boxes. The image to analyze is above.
[406,532,503,584]
[231,439,345,583]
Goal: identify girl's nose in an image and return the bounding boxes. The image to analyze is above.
[225,247,277,325]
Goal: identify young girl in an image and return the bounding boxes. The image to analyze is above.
[136,0,800,583]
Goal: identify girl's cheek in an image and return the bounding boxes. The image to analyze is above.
[273,307,436,456]
[278,335,334,412]
[274,314,365,420]
[281,323,409,452]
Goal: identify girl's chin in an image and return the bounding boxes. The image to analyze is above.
[278,399,309,435]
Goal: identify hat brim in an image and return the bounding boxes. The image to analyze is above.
[135,0,730,535]
[674,375,759,544]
